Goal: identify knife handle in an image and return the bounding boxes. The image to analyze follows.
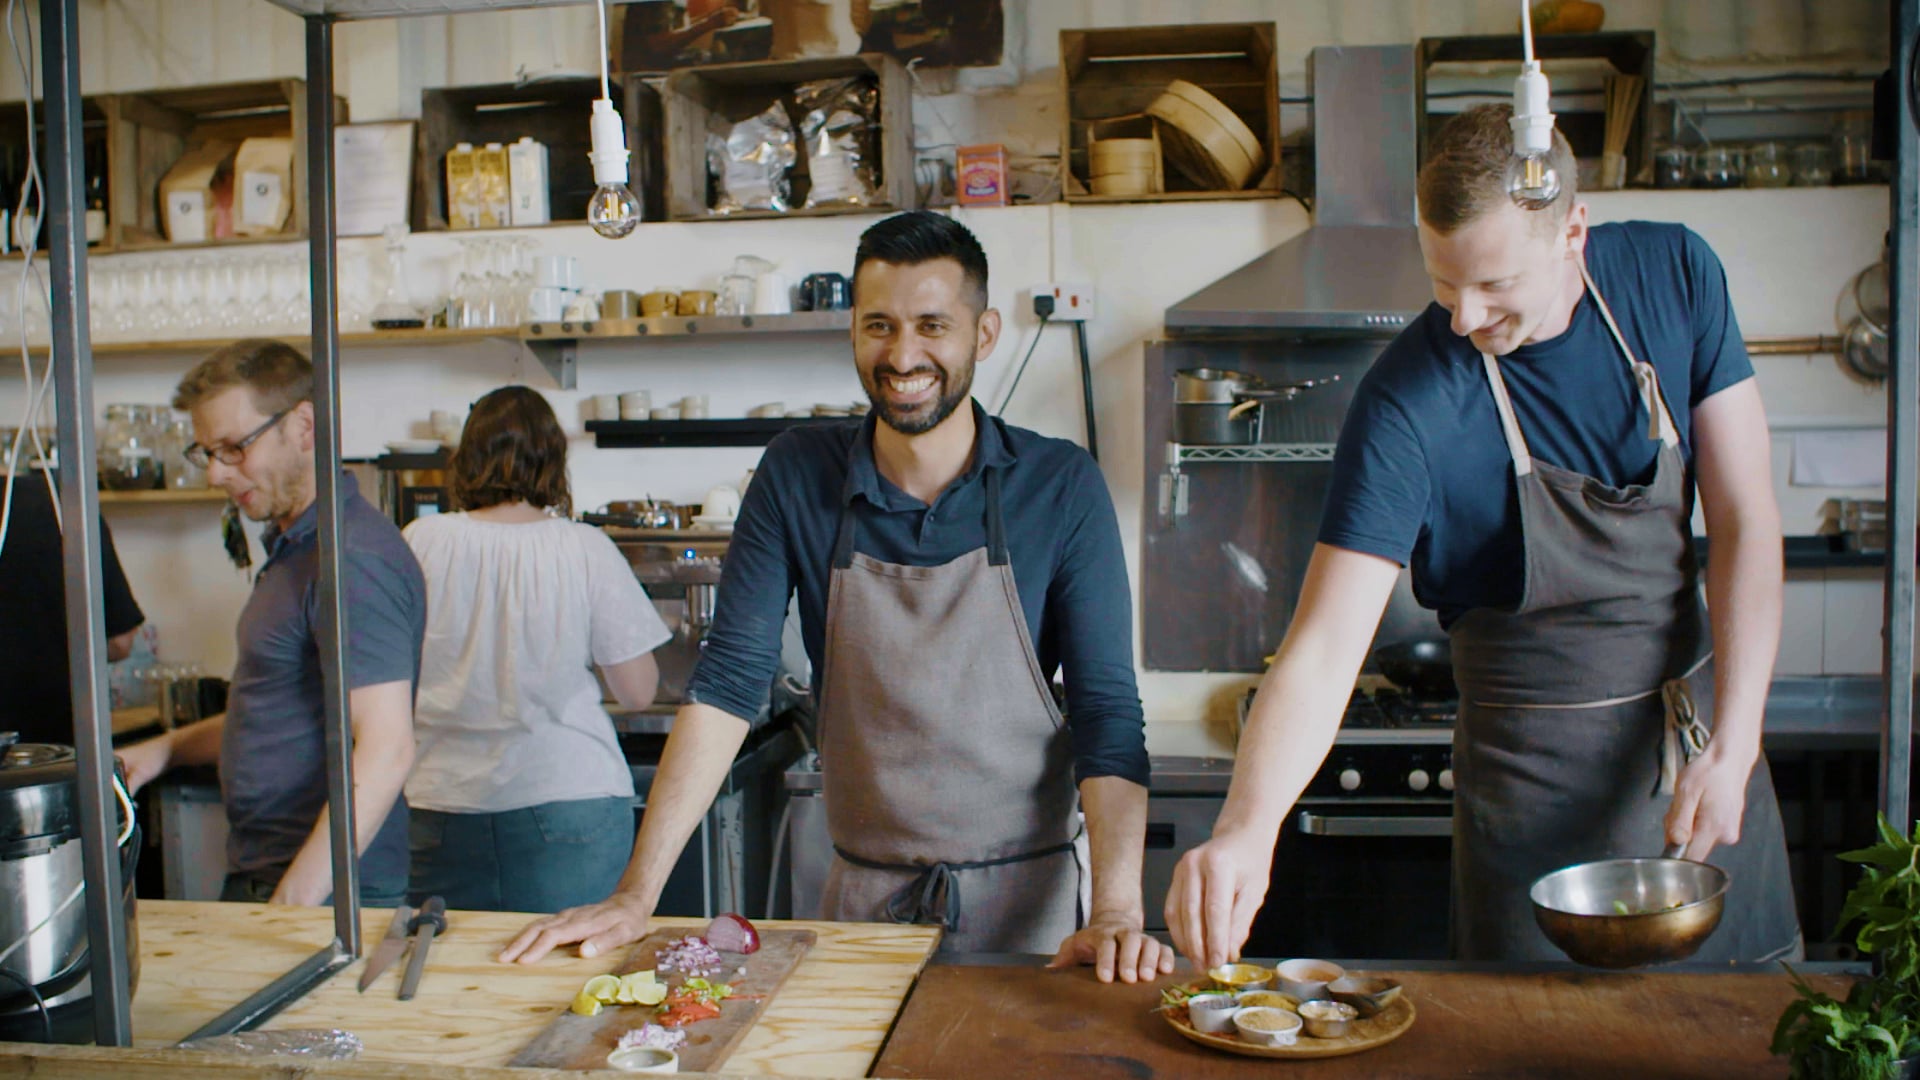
[412,896,447,935]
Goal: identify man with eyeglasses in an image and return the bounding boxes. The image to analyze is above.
[119,339,425,908]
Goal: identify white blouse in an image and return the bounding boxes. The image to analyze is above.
[402,513,671,813]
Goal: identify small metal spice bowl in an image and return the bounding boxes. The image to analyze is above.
[1327,975,1401,1018]
[1298,999,1359,1039]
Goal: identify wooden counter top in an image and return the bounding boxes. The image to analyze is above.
[874,963,1859,1078]
[126,900,940,1076]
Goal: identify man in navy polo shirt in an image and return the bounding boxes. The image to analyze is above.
[121,340,424,907]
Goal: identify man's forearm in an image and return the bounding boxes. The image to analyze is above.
[279,721,414,897]
[166,714,226,767]
[1079,775,1148,922]
[612,703,751,913]
[1704,517,1782,759]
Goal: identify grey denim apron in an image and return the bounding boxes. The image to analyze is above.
[816,467,1088,954]
[1448,265,1802,963]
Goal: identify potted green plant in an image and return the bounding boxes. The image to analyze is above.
[1773,815,1920,1080]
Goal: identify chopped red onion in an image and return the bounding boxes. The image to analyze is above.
[657,935,724,977]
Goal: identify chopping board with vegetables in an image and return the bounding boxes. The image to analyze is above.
[509,914,815,1072]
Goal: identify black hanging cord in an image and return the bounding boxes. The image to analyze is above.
[0,966,52,1044]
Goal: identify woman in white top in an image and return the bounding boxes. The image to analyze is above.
[403,386,671,912]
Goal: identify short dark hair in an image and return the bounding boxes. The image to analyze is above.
[852,210,989,312]
[174,339,313,414]
[449,386,571,516]
[1418,103,1577,234]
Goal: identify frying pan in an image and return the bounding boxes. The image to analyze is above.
[1372,639,1455,700]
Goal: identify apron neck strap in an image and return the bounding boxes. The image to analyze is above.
[830,464,1012,569]
[1480,353,1535,477]
[1576,261,1682,448]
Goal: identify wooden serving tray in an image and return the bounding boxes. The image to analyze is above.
[1162,982,1416,1060]
[508,927,815,1072]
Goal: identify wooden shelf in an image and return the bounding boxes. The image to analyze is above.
[98,488,226,504]
[522,311,852,390]
[586,416,852,448]
[25,326,519,358]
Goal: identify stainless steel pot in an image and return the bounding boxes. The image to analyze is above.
[1173,369,1340,445]
[0,741,140,1019]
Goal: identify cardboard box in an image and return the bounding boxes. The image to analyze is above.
[475,142,511,228]
[507,136,550,226]
[232,136,294,236]
[159,140,235,243]
[445,142,479,229]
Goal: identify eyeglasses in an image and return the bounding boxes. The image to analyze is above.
[184,409,289,469]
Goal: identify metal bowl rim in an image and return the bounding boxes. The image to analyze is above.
[1528,856,1731,917]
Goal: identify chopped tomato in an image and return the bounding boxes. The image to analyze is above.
[656,1001,722,1028]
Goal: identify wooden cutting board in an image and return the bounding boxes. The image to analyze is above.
[508,927,815,1072]
[873,964,1857,1078]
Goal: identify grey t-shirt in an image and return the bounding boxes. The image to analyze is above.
[220,473,425,895]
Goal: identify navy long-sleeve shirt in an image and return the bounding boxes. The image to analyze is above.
[684,400,1149,787]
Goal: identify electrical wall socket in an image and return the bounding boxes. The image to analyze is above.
[1032,282,1094,321]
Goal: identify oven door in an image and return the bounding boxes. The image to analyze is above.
[1244,800,1453,961]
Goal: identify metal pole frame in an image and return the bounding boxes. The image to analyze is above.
[1883,0,1918,831]
[184,11,362,1041]
[41,0,132,1047]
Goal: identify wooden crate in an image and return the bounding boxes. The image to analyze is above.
[660,53,913,222]
[1417,31,1656,185]
[0,95,113,256]
[413,77,664,231]
[107,79,346,250]
[1059,23,1280,204]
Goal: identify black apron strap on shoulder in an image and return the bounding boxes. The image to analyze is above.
[831,462,863,569]
[984,468,1010,566]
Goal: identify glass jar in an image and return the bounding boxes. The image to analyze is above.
[97,404,161,490]
[160,414,206,490]
[1654,144,1691,189]
[1745,141,1790,188]
[1691,146,1738,189]
[1791,143,1833,186]
[1833,112,1876,184]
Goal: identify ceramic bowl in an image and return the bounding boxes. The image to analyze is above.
[1328,975,1402,1018]
[1275,958,1344,1001]
[1231,1006,1302,1047]
[1298,999,1359,1039]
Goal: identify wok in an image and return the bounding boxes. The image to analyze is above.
[1372,639,1455,700]
[1529,845,1729,968]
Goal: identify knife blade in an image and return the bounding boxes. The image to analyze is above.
[397,895,447,1002]
[358,904,416,993]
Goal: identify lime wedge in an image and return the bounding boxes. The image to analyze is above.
[570,991,603,1017]
[633,981,668,1006]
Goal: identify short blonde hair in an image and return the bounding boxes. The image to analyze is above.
[1418,104,1577,234]
[173,339,313,414]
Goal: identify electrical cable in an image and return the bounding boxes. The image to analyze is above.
[993,313,1051,416]
[594,0,611,101]
[0,966,51,1044]
[0,0,60,566]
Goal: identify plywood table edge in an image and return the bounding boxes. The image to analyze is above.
[0,1042,792,1079]
[865,937,947,1077]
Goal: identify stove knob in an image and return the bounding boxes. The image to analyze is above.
[1407,769,1431,793]
[1338,768,1362,792]
[1438,768,1455,792]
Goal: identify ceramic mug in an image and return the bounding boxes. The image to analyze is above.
[592,393,621,421]
[641,290,679,316]
[619,391,653,420]
[602,290,641,319]
[680,289,717,315]
[702,485,742,521]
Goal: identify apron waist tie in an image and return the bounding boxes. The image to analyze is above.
[833,838,1078,934]
[1660,677,1713,796]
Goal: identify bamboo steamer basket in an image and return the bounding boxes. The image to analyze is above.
[1147,78,1263,191]
[1087,114,1164,196]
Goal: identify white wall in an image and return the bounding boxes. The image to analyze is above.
[0,1,1892,750]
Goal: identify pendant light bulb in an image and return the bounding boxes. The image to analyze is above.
[1507,2,1560,211]
[587,97,640,239]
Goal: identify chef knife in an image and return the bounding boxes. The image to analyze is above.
[397,895,447,1002]
[357,904,416,993]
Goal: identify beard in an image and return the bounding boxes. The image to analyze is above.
[863,357,975,436]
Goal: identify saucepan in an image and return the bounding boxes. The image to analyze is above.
[1372,639,1455,700]
[1529,845,1729,968]
[1172,368,1340,446]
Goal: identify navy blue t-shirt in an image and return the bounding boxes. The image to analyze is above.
[1318,221,1755,627]
[221,472,425,896]
[684,401,1149,787]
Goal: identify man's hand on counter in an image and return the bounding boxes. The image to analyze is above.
[116,737,172,795]
[497,892,651,964]
[1165,826,1275,971]
[1047,911,1175,984]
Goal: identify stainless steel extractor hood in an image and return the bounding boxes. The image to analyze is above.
[1166,44,1433,335]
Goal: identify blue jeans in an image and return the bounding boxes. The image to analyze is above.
[407,797,635,914]
[219,868,408,909]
